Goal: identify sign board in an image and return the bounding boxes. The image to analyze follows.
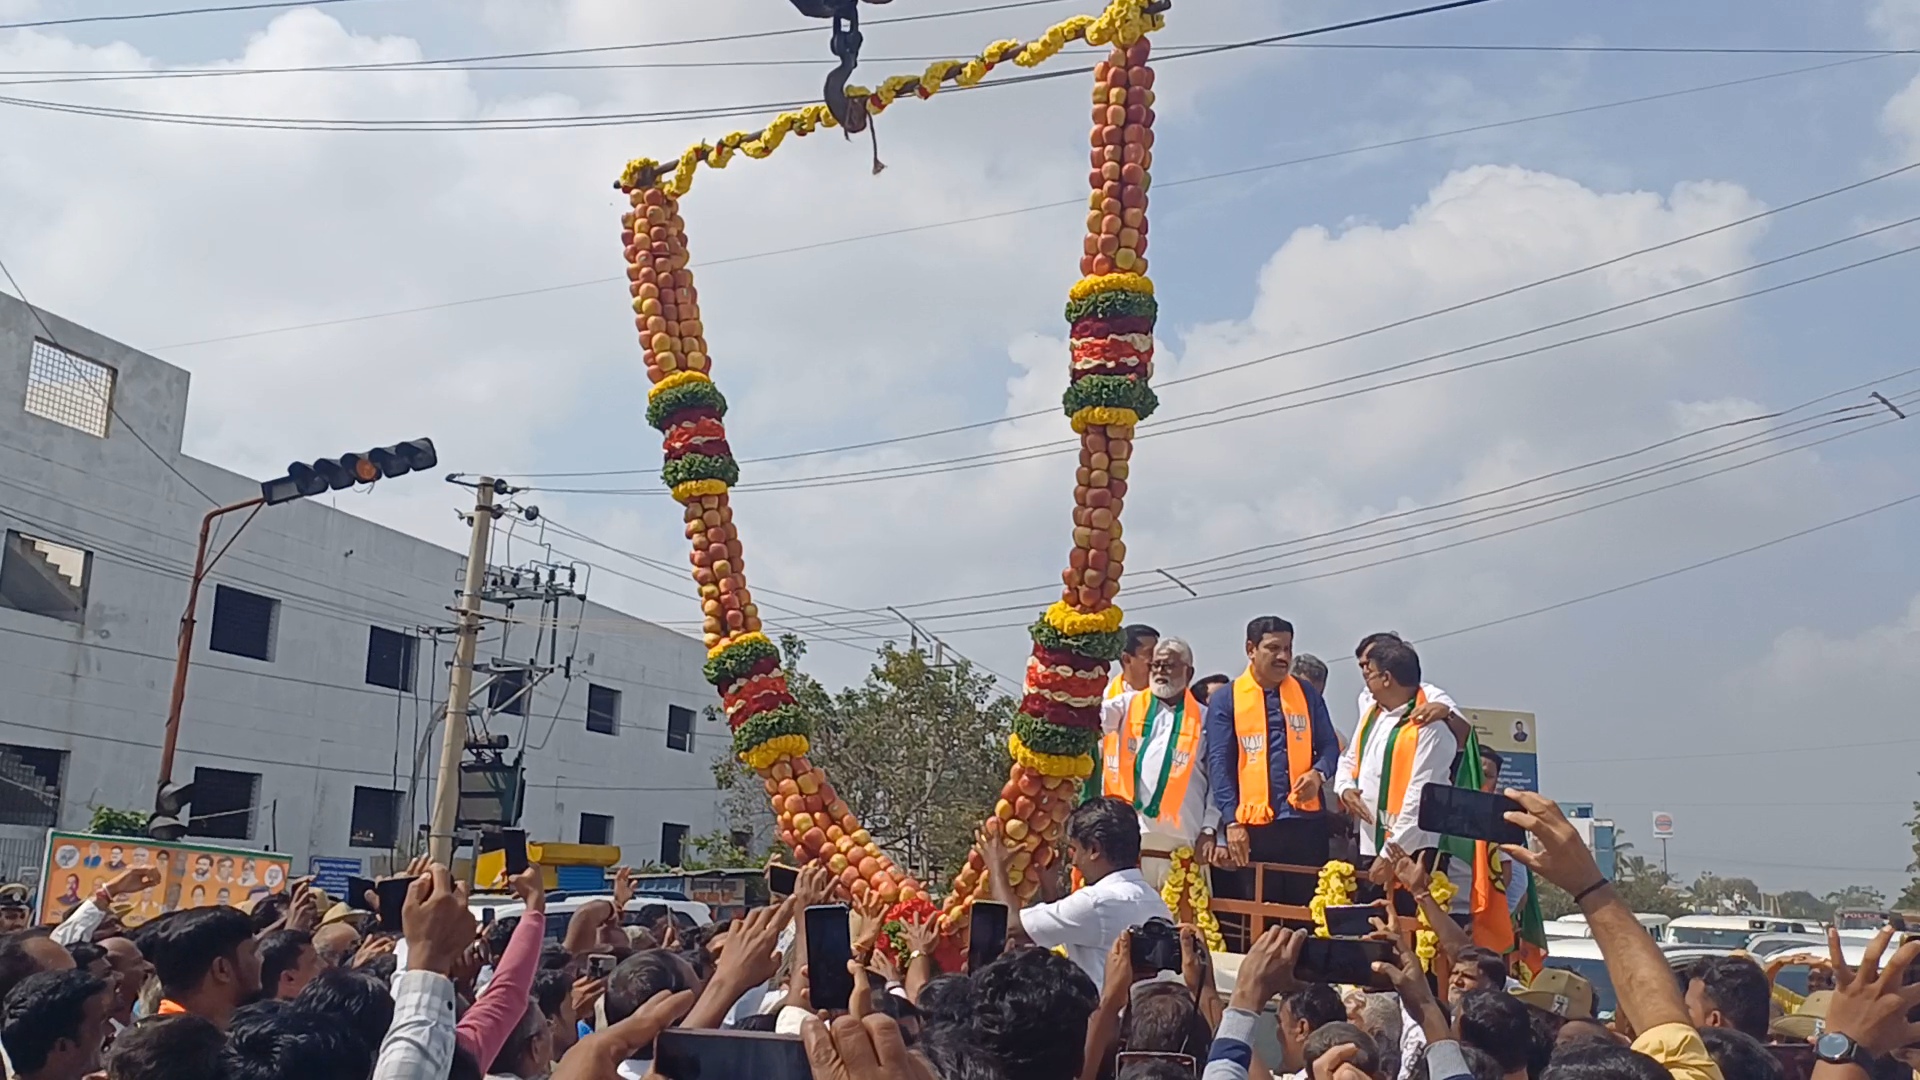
[308,857,364,898]
[1591,821,1617,881]
[40,831,290,927]
[1462,708,1538,792]
[1651,812,1675,839]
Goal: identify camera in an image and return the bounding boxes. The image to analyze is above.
[1130,917,1184,973]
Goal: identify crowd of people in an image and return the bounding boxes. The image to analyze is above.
[0,783,1912,1080]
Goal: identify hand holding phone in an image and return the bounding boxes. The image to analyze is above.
[968,902,1009,971]
[347,876,379,912]
[1294,937,1394,989]
[375,877,413,933]
[654,1028,810,1080]
[588,953,617,980]
[502,828,529,876]
[766,863,799,897]
[1324,904,1384,939]
[804,904,855,1012]
[1416,783,1529,847]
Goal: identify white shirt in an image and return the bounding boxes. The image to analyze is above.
[1101,689,1221,848]
[1021,867,1171,986]
[1333,697,1457,857]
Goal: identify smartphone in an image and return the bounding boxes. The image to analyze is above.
[804,904,855,1012]
[969,901,1009,971]
[1295,937,1394,989]
[480,907,495,927]
[375,877,412,932]
[588,952,617,980]
[766,863,799,897]
[346,876,378,912]
[1416,783,1529,847]
[1324,904,1381,938]
[653,1027,810,1080]
[1116,1051,1197,1077]
[502,828,529,875]
[1765,1042,1814,1080]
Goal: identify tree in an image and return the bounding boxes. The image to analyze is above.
[715,637,1016,885]
[1823,884,1887,912]
[1537,878,1577,920]
[1775,891,1834,921]
[1900,775,1920,911]
[88,807,146,837]
[1603,833,1689,917]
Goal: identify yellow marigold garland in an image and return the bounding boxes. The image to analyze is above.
[708,630,771,661]
[1044,600,1125,636]
[741,734,810,771]
[1414,871,1459,972]
[1068,273,1155,301]
[671,478,730,503]
[1070,406,1140,433]
[1161,847,1225,953]
[615,0,1165,197]
[1309,860,1356,937]
[648,369,712,401]
[1008,731,1095,779]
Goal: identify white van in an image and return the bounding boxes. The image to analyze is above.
[471,893,714,943]
[1553,912,1669,941]
[1667,914,1809,949]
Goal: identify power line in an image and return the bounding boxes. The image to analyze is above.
[1418,489,1920,644]
[0,0,1512,131]
[154,58,1895,352]
[529,224,1920,497]
[0,0,372,30]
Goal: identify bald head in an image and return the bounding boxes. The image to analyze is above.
[311,922,361,967]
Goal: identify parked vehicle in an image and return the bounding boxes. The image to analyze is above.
[470,893,713,942]
[1553,912,1669,942]
[1667,914,1809,948]
[1541,939,1617,1020]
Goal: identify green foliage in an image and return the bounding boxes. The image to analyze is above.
[1901,780,1920,911]
[1536,878,1576,920]
[677,829,759,872]
[89,807,146,837]
[1775,891,1834,920]
[714,637,1016,884]
[1824,884,1887,911]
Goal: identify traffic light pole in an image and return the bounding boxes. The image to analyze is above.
[428,479,496,866]
[158,495,267,796]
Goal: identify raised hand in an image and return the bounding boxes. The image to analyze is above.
[402,864,475,975]
[1497,790,1601,895]
[1824,925,1920,1056]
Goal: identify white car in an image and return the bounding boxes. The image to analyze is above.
[1552,912,1669,942]
[1666,914,1811,949]
[471,893,714,943]
[1540,939,1617,1020]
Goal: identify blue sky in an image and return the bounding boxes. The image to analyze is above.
[2,0,1918,895]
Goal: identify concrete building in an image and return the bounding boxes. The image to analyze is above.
[0,291,727,884]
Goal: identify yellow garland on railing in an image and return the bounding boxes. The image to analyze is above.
[1414,871,1459,972]
[616,0,1166,196]
[1008,732,1095,779]
[1160,847,1225,952]
[1309,860,1356,937]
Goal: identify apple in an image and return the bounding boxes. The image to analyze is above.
[1017,772,1042,797]
[801,827,827,853]
[825,825,844,843]
[828,854,849,874]
[1014,796,1036,820]
[995,799,1015,821]
[777,779,799,798]
[783,795,805,815]
[851,828,871,847]
[1005,818,1030,842]
[792,812,814,834]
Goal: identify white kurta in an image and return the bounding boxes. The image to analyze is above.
[1333,698,1457,858]
[1101,689,1219,884]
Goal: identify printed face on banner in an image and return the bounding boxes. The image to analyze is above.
[1462,709,1540,792]
[39,832,292,927]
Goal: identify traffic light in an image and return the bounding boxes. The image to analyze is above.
[148,780,195,841]
[261,438,437,505]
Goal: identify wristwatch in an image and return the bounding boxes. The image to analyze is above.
[1815,1031,1870,1066]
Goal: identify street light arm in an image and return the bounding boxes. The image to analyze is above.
[158,494,267,798]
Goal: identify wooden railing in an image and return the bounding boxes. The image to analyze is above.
[1209,861,1322,954]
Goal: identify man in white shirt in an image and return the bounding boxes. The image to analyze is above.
[1101,636,1220,891]
[1352,632,1468,752]
[1334,639,1457,890]
[980,796,1171,986]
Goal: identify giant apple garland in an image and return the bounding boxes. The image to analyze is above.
[611,0,1164,924]
[619,186,923,907]
[938,27,1164,928]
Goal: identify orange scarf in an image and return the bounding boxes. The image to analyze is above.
[1351,689,1426,849]
[1103,691,1204,825]
[1230,669,1318,825]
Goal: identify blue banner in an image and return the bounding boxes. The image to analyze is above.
[308,856,363,898]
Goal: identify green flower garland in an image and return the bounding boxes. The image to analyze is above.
[1062,374,1158,421]
[1013,713,1101,758]
[1028,620,1126,662]
[704,636,781,687]
[662,452,740,489]
[1065,290,1157,325]
[646,380,729,431]
[733,703,813,754]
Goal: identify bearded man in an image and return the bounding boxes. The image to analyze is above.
[1100,636,1219,900]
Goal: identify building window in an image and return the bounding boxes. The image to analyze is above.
[666,705,694,752]
[365,627,417,692]
[0,531,90,624]
[349,786,403,849]
[660,823,689,868]
[730,829,752,854]
[208,585,277,662]
[488,669,528,716]
[23,340,114,438]
[188,767,259,840]
[579,813,613,847]
[0,744,65,828]
[585,684,620,735]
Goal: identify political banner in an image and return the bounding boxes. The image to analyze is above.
[308,856,364,898]
[39,831,290,927]
[1461,708,1539,792]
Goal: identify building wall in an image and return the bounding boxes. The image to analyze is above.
[0,292,727,880]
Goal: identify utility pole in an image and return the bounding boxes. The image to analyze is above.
[429,479,497,866]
